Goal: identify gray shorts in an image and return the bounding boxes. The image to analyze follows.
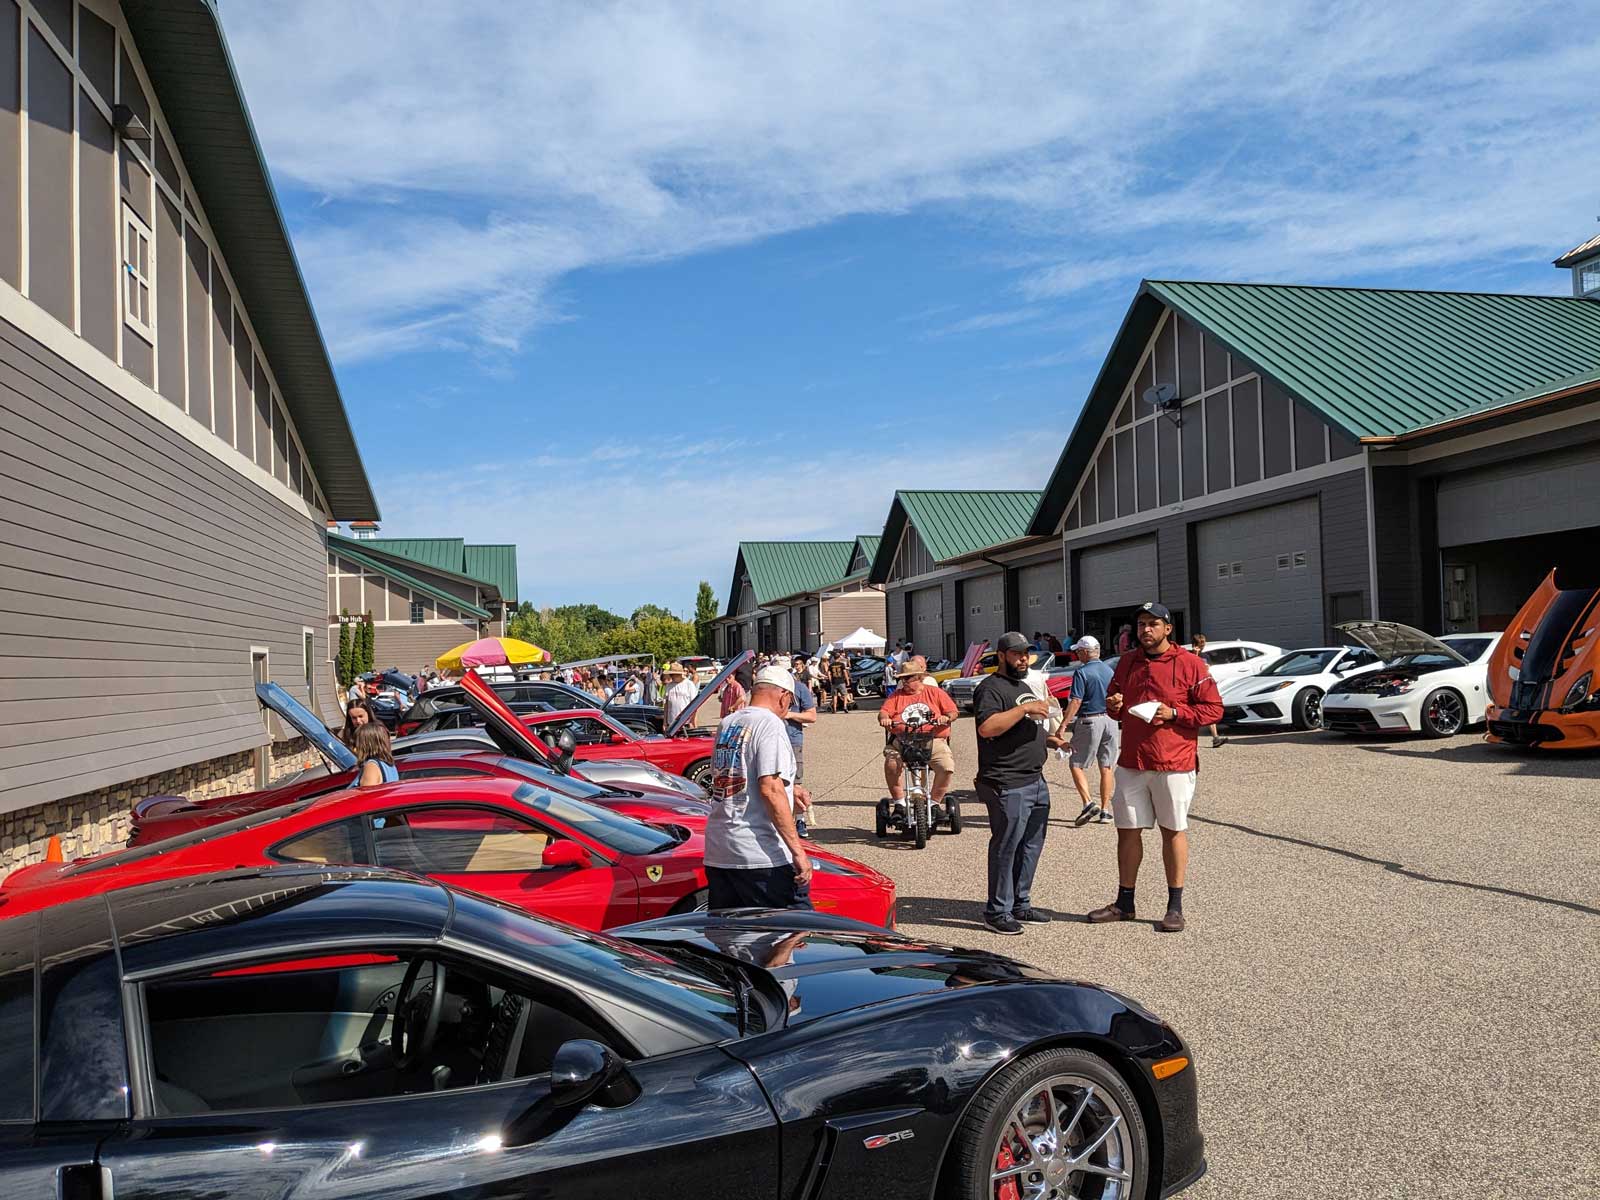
[1069,713,1119,770]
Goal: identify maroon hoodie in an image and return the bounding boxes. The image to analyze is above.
[1110,645,1224,772]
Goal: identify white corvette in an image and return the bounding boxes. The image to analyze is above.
[1218,645,1385,730]
[1321,623,1502,738]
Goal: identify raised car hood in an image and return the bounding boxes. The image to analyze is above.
[617,911,1050,1025]
[666,650,753,737]
[460,670,563,763]
[1336,621,1466,665]
[256,682,357,773]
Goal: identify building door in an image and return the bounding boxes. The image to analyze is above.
[803,604,820,649]
[1016,560,1067,641]
[252,648,271,788]
[1196,497,1323,648]
[960,572,1005,649]
[909,585,943,657]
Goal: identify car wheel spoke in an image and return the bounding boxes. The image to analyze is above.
[1061,1084,1094,1139]
[1068,1112,1121,1164]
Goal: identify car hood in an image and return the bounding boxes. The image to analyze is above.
[1336,621,1466,665]
[665,650,753,737]
[256,682,357,773]
[1219,672,1305,699]
[616,911,1051,1025]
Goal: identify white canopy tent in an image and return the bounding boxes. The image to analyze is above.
[832,626,887,651]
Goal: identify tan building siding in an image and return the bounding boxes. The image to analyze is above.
[368,619,484,676]
[819,590,887,646]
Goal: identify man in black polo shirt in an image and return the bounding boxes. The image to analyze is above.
[973,630,1054,935]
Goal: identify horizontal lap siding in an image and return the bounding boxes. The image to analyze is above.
[818,591,887,647]
[371,620,481,678]
[0,318,333,815]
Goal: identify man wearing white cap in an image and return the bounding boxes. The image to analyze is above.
[704,664,814,910]
[1057,635,1118,826]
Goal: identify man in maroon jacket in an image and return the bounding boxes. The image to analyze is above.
[1087,602,1223,933]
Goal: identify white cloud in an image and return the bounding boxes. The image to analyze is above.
[221,2,1600,361]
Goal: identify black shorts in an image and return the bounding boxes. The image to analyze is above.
[706,865,812,911]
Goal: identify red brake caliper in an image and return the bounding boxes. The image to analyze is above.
[996,1139,1021,1200]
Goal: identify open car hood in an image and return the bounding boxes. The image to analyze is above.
[1336,621,1466,665]
[255,682,357,773]
[459,671,562,765]
[666,650,753,738]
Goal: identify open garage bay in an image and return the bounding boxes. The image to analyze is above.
[799,705,1600,1198]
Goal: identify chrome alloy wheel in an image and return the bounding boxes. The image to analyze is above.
[1424,689,1464,735]
[990,1075,1135,1200]
[1302,689,1323,728]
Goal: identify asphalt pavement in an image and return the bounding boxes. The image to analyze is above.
[797,701,1600,1199]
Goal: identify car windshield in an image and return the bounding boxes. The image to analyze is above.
[1440,636,1494,662]
[1261,650,1339,676]
[492,757,625,801]
[446,889,741,1036]
[510,784,676,856]
[63,796,324,876]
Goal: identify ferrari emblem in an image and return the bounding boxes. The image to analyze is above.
[646,865,663,883]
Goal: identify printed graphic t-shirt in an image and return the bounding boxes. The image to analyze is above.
[706,706,796,870]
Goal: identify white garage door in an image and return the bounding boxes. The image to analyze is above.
[1437,442,1600,546]
[1197,497,1322,647]
[1077,537,1158,611]
[1017,560,1066,640]
[962,572,1006,648]
[909,585,943,657]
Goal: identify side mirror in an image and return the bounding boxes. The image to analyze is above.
[609,731,628,745]
[541,839,587,869]
[554,729,577,774]
[550,1039,639,1110]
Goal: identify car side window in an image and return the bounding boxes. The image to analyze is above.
[140,949,617,1117]
[274,818,368,866]
[369,805,572,874]
[1345,649,1378,668]
[400,766,495,781]
[547,718,612,746]
[1204,648,1243,665]
[1241,648,1263,660]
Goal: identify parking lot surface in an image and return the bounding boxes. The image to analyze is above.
[798,704,1600,1198]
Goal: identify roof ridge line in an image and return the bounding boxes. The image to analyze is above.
[1149,278,1591,304]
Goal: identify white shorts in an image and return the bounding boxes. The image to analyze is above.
[1112,767,1196,831]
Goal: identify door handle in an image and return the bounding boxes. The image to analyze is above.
[58,1164,114,1200]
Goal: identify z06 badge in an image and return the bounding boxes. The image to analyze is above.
[863,1130,914,1150]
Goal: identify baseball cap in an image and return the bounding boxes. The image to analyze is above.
[996,631,1031,653]
[753,665,797,693]
[1071,635,1100,652]
[1137,601,1173,621]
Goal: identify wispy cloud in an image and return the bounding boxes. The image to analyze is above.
[222,3,1599,362]
[923,307,1046,338]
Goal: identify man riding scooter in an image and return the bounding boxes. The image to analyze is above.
[877,657,960,843]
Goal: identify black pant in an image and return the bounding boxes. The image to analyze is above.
[978,776,1051,920]
[707,865,813,911]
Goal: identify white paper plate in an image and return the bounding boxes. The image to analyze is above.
[1128,700,1161,722]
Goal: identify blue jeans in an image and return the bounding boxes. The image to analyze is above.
[978,776,1051,920]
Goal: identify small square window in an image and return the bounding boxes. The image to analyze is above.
[122,206,154,343]
[1276,554,1291,571]
[1216,563,1229,579]
[1293,550,1308,569]
[1230,561,1244,577]
[409,601,424,624]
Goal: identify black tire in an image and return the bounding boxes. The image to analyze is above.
[668,888,710,915]
[914,799,928,849]
[947,800,962,834]
[946,1046,1148,1200]
[1419,688,1466,738]
[686,759,715,791]
[1291,687,1324,730]
[875,802,888,838]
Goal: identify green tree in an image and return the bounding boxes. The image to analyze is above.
[693,581,719,655]
[598,614,699,663]
[631,603,672,624]
[359,613,375,674]
[550,603,625,637]
[336,610,353,687]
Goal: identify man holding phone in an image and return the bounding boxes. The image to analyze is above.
[973,631,1055,935]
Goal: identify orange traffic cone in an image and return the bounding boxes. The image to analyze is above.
[44,835,63,863]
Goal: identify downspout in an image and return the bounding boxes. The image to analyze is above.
[981,554,1011,633]
[1363,446,1380,621]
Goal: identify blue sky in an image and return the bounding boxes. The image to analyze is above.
[219,2,1597,616]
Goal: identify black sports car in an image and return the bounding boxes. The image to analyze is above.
[0,865,1205,1199]
[402,680,664,736]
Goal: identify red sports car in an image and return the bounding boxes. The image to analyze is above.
[2,776,897,928]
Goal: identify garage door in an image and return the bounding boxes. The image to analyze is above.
[909,585,943,656]
[1437,442,1600,546]
[1197,497,1322,647]
[1017,560,1066,640]
[1077,537,1158,611]
[803,604,820,648]
[961,572,1006,648]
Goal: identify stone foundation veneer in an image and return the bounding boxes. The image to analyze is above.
[0,740,320,874]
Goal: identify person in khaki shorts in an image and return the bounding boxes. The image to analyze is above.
[877,656,957,811]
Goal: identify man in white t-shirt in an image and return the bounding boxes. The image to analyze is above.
[705,665,813,910]
[661,662,699,727]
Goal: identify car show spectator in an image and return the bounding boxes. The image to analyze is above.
[1115,624,1135,655]
[974,632,1055,936]
[878,656,957,818]
[1189,635,1228,748]
[719,672,747,717]
[1090,602,1224,934]
[704,665,812,910]
[882,653,899,697]
[1058,636,1117,826]
[338,698,375,749]
[661,662,699,727]
[826,653,851,712]
[786,656,819,836]
[350,722,398,788]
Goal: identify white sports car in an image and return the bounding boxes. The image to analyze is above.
[1218,645,1385,730]
[1193,640,1283,686]
[1321,623,1502,738]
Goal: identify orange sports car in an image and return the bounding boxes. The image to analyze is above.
[1486,568,1600,749]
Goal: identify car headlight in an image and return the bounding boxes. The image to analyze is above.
[1563,672,1594,711]
[1382,681,1414,696]
[1253,680,1297,694]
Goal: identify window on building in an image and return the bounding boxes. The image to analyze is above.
[410,600,424,624]
[122,205,155,343]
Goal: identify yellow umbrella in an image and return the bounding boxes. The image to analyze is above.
[435,637,550,672]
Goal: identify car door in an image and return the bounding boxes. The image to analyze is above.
[1202,646,1249,683]
[364,802,642,929]
[97,943,778,1200]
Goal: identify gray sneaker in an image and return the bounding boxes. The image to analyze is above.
[1097,808,1115,824]
[1073,802,1099,827]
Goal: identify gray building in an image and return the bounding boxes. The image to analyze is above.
[715,537,886,656]
[1,1,377,867]
[1028,262,1600,650]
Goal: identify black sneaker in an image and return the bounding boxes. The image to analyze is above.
[983,914,1024,936]
[1072,801,1099,827]
[1014,907,1052,924]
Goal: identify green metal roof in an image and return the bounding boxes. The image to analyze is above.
[328,538,491,620]
[362,538,467,575]
[1030,279,1600,536]
[464,545,519,605]
[734,542,856,608]
[1147,280,1600,439]
[123,1,377,520]
[897,491,1042,562]
[854,534,882,563]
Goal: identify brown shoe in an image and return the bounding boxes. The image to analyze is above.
[1156,909,1186,933]
[1085,903,1134,924]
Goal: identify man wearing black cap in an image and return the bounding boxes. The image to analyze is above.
[1088,602,1223,933]
[972,630,1055,935]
